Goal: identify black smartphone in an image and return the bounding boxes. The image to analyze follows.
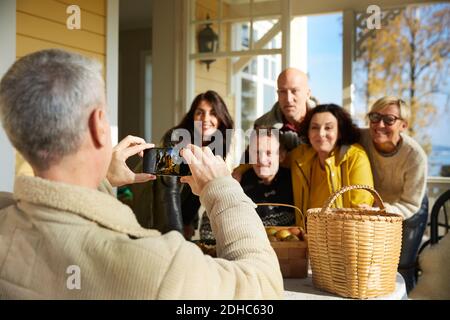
[143,147,191,176]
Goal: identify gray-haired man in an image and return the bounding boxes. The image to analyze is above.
[0,49,282,299]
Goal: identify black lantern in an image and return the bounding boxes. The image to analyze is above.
[197,14,218,71]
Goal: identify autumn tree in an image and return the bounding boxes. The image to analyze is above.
[355,3,450,153]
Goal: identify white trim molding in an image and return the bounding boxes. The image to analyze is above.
[107,0,119,146]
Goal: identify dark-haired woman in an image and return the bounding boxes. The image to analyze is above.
[287,104,374,224]
[135,90,237,239]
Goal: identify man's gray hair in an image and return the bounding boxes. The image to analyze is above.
[0,49,104,170]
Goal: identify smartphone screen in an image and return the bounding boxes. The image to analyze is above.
[143,147,191,176]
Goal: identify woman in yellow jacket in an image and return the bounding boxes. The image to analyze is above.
[287,104,374,224]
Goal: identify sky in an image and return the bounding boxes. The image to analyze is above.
[307,13,343,106]
[307,12,450,148]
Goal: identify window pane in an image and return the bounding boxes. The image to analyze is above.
[250,59,257,75]
[241,78,257,132]
[306,13,343,106]
[238,54,280,130]
[264,84,276,113]
[271,60,277,80]
[264,59,269,79]
[253,19,281,49]
[241,23,250,48]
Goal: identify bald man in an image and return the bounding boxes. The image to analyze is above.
[254,68,314,150]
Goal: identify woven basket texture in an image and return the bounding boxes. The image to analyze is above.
[306,185,403,299]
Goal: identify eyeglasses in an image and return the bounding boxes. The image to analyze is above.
[368,112,402,126]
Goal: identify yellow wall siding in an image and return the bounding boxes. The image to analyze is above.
[16,0,106,60]
[17,12,104,53]
[16,34,105,65]
[17,0,105,35]
[195,0,219,20]
[57,0,106,16]
[15,0,106,176]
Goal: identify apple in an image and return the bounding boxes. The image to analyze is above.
[285,234,300,241]
[288,227,301,236]
[266,227,278,237]
[275,229,292,241]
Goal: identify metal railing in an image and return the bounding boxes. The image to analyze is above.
[427,176,450,208]
[424,176,450,239]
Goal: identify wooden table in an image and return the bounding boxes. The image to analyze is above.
[284,272,407,300]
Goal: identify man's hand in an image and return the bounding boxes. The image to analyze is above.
[107,135,156,187]
[179,144,230,195]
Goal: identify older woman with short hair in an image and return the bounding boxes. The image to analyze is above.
[360,96,427,219]
[287,104,374,224]
[360,97,428,293]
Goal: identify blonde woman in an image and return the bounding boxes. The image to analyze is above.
[359,97,428,292]
[359,96,427,219]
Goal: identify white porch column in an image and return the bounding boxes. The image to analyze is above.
[281,1,307,73]
[290,16,308,73]
[342,10,355,114]
[0,0,16,192]
[281,0,291,69]
[107,0,119,146]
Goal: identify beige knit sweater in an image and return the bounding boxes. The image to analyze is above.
[359,129,427,219]
[0,176,283,299]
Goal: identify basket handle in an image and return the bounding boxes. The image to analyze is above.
[256,202,306,230]
[320,184,386,215]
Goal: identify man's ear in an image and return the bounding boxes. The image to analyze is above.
[88,108,108,148]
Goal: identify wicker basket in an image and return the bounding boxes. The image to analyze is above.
[259,203,308,279]
[306,185,403,299]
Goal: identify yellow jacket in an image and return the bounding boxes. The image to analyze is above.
[289,143,374,225]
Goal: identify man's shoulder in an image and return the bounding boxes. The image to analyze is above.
[254,102,283,128]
